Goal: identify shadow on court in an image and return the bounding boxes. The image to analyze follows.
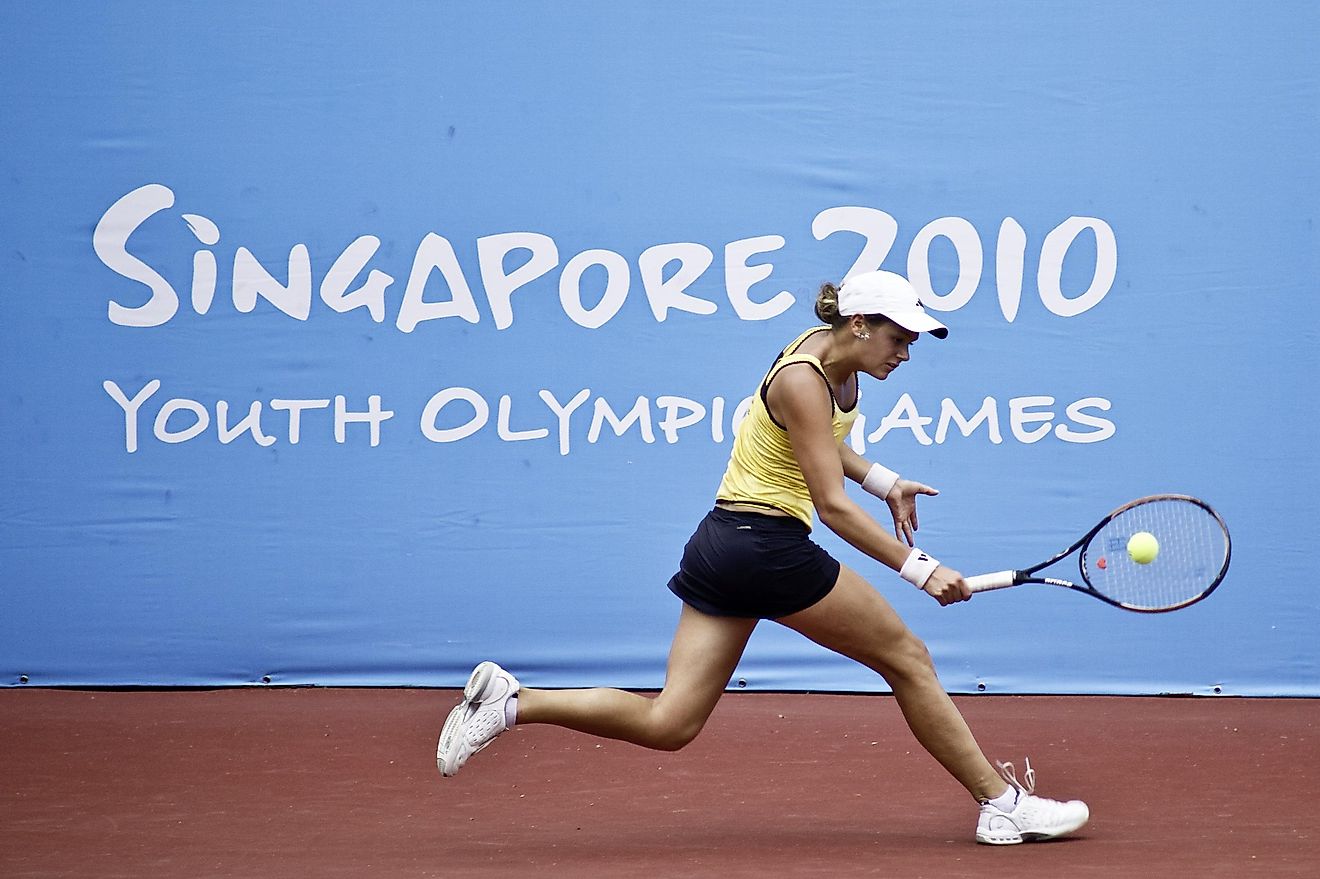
[2,689,1315,878]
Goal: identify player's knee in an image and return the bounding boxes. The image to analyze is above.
[654,721,703,751]
[647,710,704,751]
[882,630,936,682]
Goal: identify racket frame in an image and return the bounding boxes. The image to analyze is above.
[964,494,1232,613]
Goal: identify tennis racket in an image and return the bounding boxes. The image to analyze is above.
[964,494,1231,612]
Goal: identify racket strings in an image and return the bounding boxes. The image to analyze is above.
[1085,499,1229,610]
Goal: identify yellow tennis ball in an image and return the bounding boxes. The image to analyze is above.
[1127,531,1159,564]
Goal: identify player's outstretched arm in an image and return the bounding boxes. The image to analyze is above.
[838,443,939,547]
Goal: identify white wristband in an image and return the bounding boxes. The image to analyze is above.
[862,462,900,500]
[899,548,940,589]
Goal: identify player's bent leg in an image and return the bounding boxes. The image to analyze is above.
[645,604,759,749]
[775,565,1088,842]
[484,604,756,753]
[775,564,1004,799]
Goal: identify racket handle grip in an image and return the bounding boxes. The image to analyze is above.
[965,571,1019,593]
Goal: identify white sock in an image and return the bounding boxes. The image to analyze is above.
[504,694,518,727]
[986,786,1019,812]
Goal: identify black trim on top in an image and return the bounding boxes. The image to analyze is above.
[758,328,857,429]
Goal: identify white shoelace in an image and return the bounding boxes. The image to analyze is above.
[996,757,1037,796]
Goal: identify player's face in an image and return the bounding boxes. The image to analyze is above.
[864,321,918,380]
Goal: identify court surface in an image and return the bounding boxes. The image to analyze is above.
[3,689,1316,878]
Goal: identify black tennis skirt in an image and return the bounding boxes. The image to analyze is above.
[667,507,841,619]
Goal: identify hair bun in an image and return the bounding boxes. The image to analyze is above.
[815,282,843,325]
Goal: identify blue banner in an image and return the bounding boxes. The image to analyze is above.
[2,2,1316,693]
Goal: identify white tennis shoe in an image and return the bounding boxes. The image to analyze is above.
[975,758,1089,845]
[436,661,520,778]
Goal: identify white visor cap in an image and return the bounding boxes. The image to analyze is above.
[837,271,948,339]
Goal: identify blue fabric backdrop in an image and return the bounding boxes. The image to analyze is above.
[2,2,1316,693]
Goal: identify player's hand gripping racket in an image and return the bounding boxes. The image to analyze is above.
[965,494,1231,612]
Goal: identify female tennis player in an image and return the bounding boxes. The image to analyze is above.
[437,270,1089,845]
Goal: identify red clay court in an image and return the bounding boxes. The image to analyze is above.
[4,688,1316,878]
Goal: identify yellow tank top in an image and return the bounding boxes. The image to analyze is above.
[716,327,860,528]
